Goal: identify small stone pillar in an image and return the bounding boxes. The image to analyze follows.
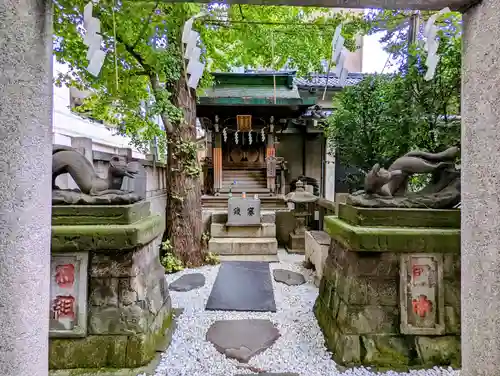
[315,204,461,369]
[49,202,173,373]
[213,133,222,195]
[0,1,53,375]
[285,180,319,253]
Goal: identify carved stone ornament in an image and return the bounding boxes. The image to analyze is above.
[52,145,144,205]
[348,146,461,209]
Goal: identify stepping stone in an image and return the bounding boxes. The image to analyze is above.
[273,269,306,286]
[235,374,299,376]
[206,319,280,363]
[169,273,205,292]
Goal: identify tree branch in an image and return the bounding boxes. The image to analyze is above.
[132,0,161,50]
[149,73,174,135]
[99,13,174,135]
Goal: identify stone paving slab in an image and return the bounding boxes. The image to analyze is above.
[206,319,280,363]
[273,269,306,286]
[169,273,205,292]
[206,262,276,312]
[235,374,299,376]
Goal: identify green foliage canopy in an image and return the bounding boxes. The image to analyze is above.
[53,1,367,151]
[326,11,461,190]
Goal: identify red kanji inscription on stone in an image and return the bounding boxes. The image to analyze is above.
[52,295,75,320]
[412,294,433,318]
[412,264,424,278]
[55,264,75,288]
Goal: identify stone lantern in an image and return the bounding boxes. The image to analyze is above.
[285,180,318,253]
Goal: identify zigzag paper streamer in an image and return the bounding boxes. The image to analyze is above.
[423,7,450,81]
[83,2,106,76]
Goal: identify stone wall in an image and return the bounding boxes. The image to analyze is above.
[314,205,461,370]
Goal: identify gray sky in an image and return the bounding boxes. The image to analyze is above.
[362,32,398,73]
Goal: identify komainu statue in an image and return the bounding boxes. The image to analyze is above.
[52,146,143,205]
[348,146,461,209]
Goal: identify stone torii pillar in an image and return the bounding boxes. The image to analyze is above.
[0,0,52,375]
[461,1,500,375]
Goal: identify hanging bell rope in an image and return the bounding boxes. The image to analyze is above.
[112,0,119,92]
[271,31,277,105]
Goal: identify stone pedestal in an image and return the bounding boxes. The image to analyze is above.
[208,211,278,260]
[49,202,173,374]
[314,204,461,370]
[286,211,309,254]
[0,1,53,376]
[305,230,330,286]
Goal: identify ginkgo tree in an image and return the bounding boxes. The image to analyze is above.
[53,0,366,266]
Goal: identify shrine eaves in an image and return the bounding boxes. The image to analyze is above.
[162,0,477,12]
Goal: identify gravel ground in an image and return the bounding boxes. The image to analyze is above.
[150,250,461,376]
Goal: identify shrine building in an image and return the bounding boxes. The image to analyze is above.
[197,70,364,209]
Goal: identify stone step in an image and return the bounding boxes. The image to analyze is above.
[219,187,270,193]
[202,196,287,209]
[223,175,267,180]
[211,223,276,238]
[211,211,276,224]
[209,238,278,255]
[218,254,279,262]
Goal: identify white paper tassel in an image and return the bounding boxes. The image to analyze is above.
[261,128,265,142]
[222,127,227,142]
[235,131,239,145]
[248,131,252,145]
[83,2,106,77]
[423,7,451,81]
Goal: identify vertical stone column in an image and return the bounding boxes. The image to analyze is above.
[462,2,500,375]
[213,133,222,194]
[266,133,276,193]
[0,0,53,375]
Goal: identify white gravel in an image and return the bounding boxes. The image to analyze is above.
[148,250,461,376]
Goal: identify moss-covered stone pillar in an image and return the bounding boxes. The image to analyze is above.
[314,204,461,370]
[48,202,173,375]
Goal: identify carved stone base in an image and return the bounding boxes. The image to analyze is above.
[52,189,142,205]
[347,189,460,209]
[49,205,172,372]
[315,208,461,370]
[287,233,305,254]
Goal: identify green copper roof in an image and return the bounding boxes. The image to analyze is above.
[198,71,314,106]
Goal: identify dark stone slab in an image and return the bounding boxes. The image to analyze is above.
[52,189,143,205]
[52,201,150,226]
[338,203,460,228]
[206,319,280,363]
[205,261,276,312]
[273,269,306,286]
[169,273,205,292]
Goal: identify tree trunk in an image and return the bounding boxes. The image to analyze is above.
[165,75,204,267]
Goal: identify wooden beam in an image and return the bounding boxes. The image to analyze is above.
[161,0,476,12]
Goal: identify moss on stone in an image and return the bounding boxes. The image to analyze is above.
[50,308,174,371]
[416,336,461,368]
[360,335,410,369]
[126,309,174,368]
[324,216,460,253]
[52,214,165,252]
[49,335,128,369]
[52,202,151,226]
[338,204,460,229]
